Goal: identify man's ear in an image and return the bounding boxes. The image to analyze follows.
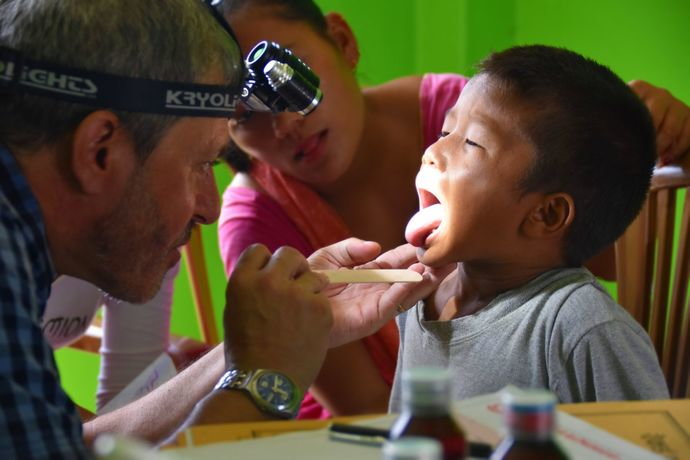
[324,12,359,69]
[522,193,575,239]
[70,110,135,194]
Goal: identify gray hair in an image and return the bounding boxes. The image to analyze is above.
[0,0,242,159]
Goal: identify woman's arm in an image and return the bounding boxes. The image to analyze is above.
[218,174,314,275]
[310,341,390,415]
[629,80,690,164]
[218,179,392,415]
[96,263,180,410]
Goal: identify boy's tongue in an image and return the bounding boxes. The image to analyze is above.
[405,204,443,247]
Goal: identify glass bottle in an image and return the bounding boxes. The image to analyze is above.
[382,437,443,460]
[490,389,570,459]
[389,367,467,460]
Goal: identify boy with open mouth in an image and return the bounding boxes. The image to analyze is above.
[392,45,669,406]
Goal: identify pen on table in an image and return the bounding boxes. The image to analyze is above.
[328,423,389,446]
[328,423,494,458]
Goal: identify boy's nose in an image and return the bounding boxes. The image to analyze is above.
[271,111,304,140]
[421,144,441,168]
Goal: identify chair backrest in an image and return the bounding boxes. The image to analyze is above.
[615,160,690,398]
[183,226,220,345]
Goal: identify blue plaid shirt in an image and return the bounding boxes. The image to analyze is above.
[0,145,89,458]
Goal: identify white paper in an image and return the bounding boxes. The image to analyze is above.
[98,353,177,415]
[450,387,665,460]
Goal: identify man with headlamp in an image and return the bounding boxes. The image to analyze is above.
[0,1,440,457]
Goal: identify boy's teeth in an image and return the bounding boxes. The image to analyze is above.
[405,204,443,248]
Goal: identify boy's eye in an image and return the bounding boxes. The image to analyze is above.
[465,138,480,147]
[438,131,450,139]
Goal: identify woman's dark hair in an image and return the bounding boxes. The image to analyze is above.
[478,45,656,266]
[220,0,329,172]
[221,0,328,36]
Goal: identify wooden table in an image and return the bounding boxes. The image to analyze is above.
[559,399,689,459]
[170,399,690,459]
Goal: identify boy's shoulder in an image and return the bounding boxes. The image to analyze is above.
[514,267,647,341]
[400,267,645,343]
[523,267,610,307]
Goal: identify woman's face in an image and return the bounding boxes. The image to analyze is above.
[227,8,365,187]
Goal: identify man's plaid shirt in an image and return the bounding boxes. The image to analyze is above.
[0,145,88,458]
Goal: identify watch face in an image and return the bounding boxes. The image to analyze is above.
[255,372,294,410]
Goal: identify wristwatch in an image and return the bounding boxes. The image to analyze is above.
[214,368,303,419]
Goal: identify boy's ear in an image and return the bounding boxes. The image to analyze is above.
[522,193,575,239]
[70,110,135,195]
[324,12,359,69]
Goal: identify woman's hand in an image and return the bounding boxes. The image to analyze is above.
[167,336,213,370]
[309,238,453,347]
[629,80,690,165]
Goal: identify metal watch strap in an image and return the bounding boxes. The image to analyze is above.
[214,368,253,391]
[214,367,301,419]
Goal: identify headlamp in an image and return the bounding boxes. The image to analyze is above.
[0,1,322,119]
[242,40,322,116]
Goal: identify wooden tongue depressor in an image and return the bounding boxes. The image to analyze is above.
[316,269,423,284]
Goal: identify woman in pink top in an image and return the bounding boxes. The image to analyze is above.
[217,0,467,419]
[217,0,690,418]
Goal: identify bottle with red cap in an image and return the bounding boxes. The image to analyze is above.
[490,388,569,459]
[389,367,467,459]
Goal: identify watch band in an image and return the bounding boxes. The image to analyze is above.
[215,367,302,419]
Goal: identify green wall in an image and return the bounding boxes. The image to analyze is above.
[513,0,690,101]
[56,0,690,412]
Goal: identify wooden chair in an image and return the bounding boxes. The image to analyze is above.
[615,158,690,398]
[182,226,220,345]
[69,226,220,354]
[68,321,103,354]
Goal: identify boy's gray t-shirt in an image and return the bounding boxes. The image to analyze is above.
[390,268,669,410]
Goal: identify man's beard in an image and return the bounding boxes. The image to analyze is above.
[90,174,171,303]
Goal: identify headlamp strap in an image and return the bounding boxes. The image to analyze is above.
[0,45,240,117]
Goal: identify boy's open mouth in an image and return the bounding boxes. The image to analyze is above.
[405,188,443,248]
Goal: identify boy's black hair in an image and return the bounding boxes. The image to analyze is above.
[219,0,329,173]
[478,45,656,266]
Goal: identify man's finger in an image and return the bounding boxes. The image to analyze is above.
[264,245,311,279]
[233,243,272,272]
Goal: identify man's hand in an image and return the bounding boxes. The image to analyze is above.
[309,238,453,347]
[629,80,690,165]
[222,244,331,392]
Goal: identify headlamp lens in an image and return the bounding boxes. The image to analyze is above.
[241,40,322,115]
